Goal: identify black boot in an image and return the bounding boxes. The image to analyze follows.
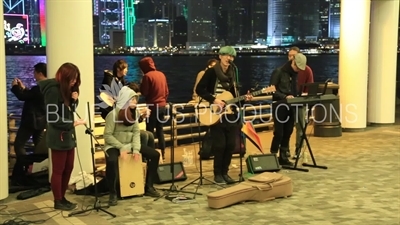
[62,197,77,209]
[144,186,161,197]
[54,200,75,211]
[279,148,293,166]
[222,174,236,184]
[214,174,226,184]
[108,193,118,206]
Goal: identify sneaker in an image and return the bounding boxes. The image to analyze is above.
[144,187,161,197]
[54,200,75,211]
[108,193,118,206]
[214,175,226,184]
[222,175,236,184]
[62,197,77,208]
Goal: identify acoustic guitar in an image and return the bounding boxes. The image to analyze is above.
[196,86,275,126]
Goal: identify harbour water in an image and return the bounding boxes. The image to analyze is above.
[5,55,400,114]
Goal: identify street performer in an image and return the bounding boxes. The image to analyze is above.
[269,53,307,166]
[196,46,252,184]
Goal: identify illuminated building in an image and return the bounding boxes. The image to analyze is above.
[123,0,136,46]
[319,0,330,39]
[2,0,43,45]
[329,0,341,38]
[267,0,319,46]
[133,18,148,47]
[187,0,214,46]
[3,14,30,44]
[97,0,124,45]
[172,15,187,48]
[148,19,170,48]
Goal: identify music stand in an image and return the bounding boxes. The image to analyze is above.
[68,102,116,218]
[154,103,200,202]
[180,99,225,194]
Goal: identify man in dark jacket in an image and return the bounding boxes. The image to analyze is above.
[269,53,307,166]
[196,46,252,184]
[139,57,169,160]
[10,62,47,185]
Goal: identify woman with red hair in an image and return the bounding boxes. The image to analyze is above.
[39,63,86,211]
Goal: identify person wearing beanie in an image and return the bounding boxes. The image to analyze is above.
[195,46,252,184]
[269,52,307,166]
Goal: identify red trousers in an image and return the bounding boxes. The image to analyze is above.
[51,149,75,201]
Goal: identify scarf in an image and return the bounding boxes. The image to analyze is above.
[117,107,137,126]
[214,64,235,90]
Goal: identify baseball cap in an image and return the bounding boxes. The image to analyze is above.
[219,46,237,57]
[294,53,307,70]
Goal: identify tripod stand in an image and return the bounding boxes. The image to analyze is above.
[68,102,116,218]
[154,103,200,202]
[180,100,225,194]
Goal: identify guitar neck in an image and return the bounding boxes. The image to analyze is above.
[226,89,265,104]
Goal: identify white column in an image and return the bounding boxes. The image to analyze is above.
[339,0,371,131]
[0,4,9,200]
[46,0,95,179]
[368,0,400,124]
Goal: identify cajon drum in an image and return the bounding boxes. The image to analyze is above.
[119,154,145,197]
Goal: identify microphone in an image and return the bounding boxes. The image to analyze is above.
[71,86,79,112]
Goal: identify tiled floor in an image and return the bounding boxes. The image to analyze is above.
[1,111,400,225]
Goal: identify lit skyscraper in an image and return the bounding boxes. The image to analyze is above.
[267,0,292,46]
[187,0,214,43]
[267,0,320,46]
[329,0,340,38]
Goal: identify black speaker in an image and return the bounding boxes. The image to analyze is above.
[246,154,281,173]
[154,162,188,184]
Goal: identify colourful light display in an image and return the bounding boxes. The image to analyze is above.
[3,14,29,44]
[38,0,46,46]
[124,0,136,46]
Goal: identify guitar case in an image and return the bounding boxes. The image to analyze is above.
[207,172,293,209]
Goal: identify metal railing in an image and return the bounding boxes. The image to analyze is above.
[7,96,273,158]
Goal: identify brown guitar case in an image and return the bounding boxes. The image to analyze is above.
[207,172,293,209]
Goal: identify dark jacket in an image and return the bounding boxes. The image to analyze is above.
[196,64,243,125]
[139,57,169,108]
[195,64,239,104]
[39,79,77,150]
[11,84,46,130]
[99,70,126,119]
[269,61,298,101]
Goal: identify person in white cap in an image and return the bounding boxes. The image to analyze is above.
[269,53,307,166]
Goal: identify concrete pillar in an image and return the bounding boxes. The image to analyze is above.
[339,0,371,131]
[46,0,95,180]
[0,4,9,200]
[368,0,400,124]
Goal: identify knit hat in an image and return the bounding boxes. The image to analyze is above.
[294,53,307,70]
[219,46,237,57]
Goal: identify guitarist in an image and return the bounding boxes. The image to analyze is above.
[196,46,252,184]
[269,53,307,166]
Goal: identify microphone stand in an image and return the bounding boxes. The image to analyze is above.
[230,62,245,183]
[180,98,224,194]
[154,102,200,202]
[68,102,116,218]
